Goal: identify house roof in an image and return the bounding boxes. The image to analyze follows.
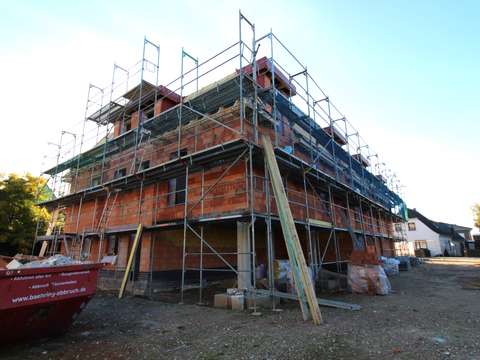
[123,81,181,103]
[237,56,297,95]
[86,81,181,125]
[408,208,468,242]
[453,224,472,231]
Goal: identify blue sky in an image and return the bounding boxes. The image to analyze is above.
[0,1,478,229]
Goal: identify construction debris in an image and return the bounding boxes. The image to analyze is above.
[6,259,22,270]
[5,254,80,269]
[20,255,79,268]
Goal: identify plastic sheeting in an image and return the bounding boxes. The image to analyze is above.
[380,256,400,276]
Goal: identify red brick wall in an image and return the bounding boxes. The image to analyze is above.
[70,105,243,193]
[64,161,249,234]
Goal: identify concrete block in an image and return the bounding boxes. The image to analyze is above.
[230,294,245,311]
[214,293,230,309]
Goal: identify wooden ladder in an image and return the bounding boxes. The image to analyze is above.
[70,230,85,260]
[262,135,322,325]
[96,191,119,232]
[39,207,61,257]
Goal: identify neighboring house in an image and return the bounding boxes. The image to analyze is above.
[454,225,475,250]
[406,208,472,257]
[393,222,415,256]
[473,234,480,250]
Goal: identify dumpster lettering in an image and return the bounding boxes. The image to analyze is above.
[0,263,102,344]
[13,274,52,281]
[60,271,90,277]
[30,283,49,289]
[11,287,87,304]
[52,280,77,286]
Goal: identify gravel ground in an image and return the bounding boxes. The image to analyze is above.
[2,259,480,359]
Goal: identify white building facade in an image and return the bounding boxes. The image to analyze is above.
[404,209,466,257]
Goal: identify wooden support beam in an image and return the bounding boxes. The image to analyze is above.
[262,135,323,325]
[38,241,48,257]
[118,224,143,299]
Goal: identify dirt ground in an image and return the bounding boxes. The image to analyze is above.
[2,258,480,360]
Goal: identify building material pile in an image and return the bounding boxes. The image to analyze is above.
[214,288,246,311]
[347,250,391,295]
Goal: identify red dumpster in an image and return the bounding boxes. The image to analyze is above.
[0,262,103,345]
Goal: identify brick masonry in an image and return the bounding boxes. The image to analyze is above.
[56,69,397,288]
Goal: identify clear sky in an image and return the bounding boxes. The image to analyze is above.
[0,1,478,230]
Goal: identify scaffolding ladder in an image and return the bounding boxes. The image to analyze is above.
[38,207,62,257]
[96,190,120,261]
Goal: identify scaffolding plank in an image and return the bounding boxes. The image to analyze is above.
[255,289,361,311]
[308,218,333,228]
[262,135,323,325]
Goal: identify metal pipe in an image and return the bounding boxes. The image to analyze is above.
[180,165,189,303]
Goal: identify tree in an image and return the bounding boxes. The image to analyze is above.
[0,173,52,256]
[473,203,480,230]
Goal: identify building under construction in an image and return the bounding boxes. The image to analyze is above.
[38,13,408,304]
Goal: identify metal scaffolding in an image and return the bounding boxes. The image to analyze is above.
[37,11,408,306]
